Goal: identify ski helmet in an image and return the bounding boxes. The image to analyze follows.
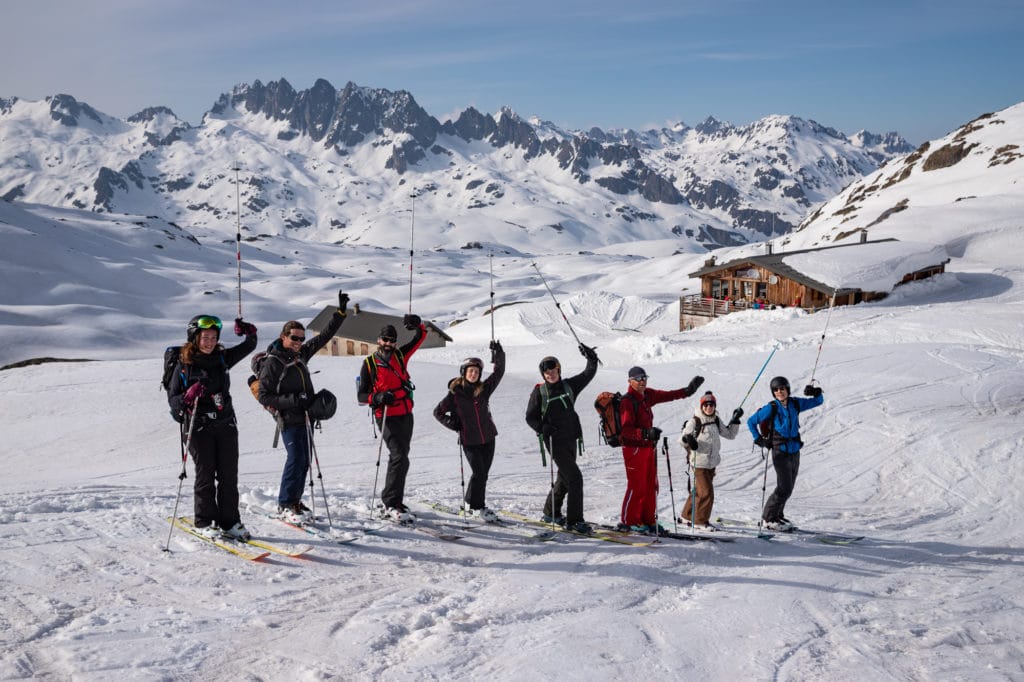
[307,389,337,421]
[460,357,484,380]
[187,314,222,342]
[769,376,790,394]
[539,356,561,376]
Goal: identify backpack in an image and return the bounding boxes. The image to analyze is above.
[593,391,638,447]
[161,346,181,391]
[758,400,800,440]
[685,415,722,439]
[246,351,270,403]
[539,381,575,418]
[359,350,413,405]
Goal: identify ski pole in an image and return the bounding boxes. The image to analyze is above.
[489,253,495,343]
[232,163,243,318]
[736,342,780,411]
[408,193,415,314]
[458,436,468,526]
[531,262,602,366]
[808,294,836,385]
[370,404,389,518]
[662,437,678,534]
[758,444,771,533]
[164,410,198,551]
[305,411,334,528]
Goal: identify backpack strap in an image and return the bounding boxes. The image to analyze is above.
[539,382,576,419]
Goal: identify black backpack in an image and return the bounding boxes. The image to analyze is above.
[160,346,181,391]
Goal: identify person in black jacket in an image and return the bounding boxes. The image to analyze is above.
[524,343,599,533]
[258,291,348,524]
[433,341,506,522]
[167,314,258,539]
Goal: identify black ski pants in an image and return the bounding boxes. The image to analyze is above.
[463,440,496,510]
[189,419,241,530]
[378,412,414,509]
[544,436,584,524]
[763,449,801,522]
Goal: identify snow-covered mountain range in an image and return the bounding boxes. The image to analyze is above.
[0,78,912,253]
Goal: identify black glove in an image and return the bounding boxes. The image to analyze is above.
[372,391,396,407]
[234,317,257,337]
[403,313,421,330]
[579,343,598,362]
[754,436,770,449]
[489,339,503,362]
[443,416,461,432]
[685,376,705,395]
[642,427,663,443]
[682,434,699,450]
[804,384,823,398]
[338,291,349,315]
[541,424,558,436]
[730,408,744,425]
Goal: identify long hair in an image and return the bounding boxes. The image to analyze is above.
[180,340,224,364]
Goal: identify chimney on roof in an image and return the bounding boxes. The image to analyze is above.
[766,241,774,255]
[704,255,716,268]
[860,230,868,243]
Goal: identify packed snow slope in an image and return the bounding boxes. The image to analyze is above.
[0,100,1022,680]
[1,216,1023,680]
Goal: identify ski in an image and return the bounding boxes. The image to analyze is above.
[395,519,464,542]
[420,500,557,541]
[498,510,658,547]
[168,517,270,561]
[596,523,737,543]
[716,517,863,544]
[248,506,377,544]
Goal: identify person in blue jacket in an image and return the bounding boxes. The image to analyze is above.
[746,376,824,530]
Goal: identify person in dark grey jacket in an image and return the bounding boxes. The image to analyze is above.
[524,344,599,533]
[433,341,505,521]
[258,291,348,523]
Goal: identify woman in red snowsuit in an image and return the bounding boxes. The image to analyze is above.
[619,367,704,532]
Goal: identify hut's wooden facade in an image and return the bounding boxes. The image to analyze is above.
[680,238,948,330]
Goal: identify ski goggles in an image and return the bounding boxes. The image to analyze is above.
[540,359,560,371]
[195,316,222,331]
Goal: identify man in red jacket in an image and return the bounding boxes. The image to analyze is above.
[618,366,704,533]
[357,315,427,523]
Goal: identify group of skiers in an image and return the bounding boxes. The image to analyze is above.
[166,290,825,541]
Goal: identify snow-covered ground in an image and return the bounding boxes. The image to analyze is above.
[1,204,1023,679]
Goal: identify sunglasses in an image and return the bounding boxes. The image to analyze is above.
[773,386,790,393]
[379,337,397,344]
[195,316,222,331]
[288,334,305,342]
[702,401,717,408]
[630,375,648,382]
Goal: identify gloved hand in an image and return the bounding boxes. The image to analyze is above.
[730,408,744,425]
[686,376,705,395]
[338,291,349,315]
[682,434,699,450]
[403,313,421,330]
[490,339,503,362]
[642,427,663,443]
[578,343,598,362]
[804,384,823,398]
[372,391,396,407]
[541,424,558,437]
[442,415,462,432]
[234,317,257,337]
[754,436,771,449]
[183,382,206,407]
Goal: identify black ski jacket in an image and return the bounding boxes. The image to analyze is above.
[167,332,257,427]
[524,353,598,444]
[258,311,345,427]
[433,347,505,446]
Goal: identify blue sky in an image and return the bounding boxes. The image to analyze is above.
[1,0,1021,144]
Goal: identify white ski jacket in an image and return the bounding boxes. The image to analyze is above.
[680,405,740,469]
